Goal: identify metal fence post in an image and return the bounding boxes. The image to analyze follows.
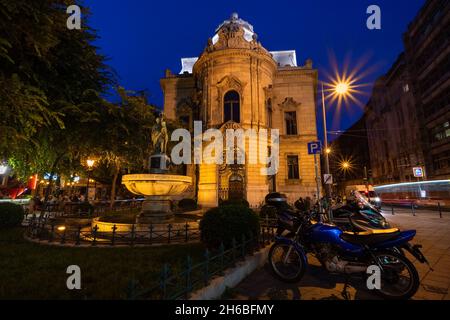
[232,238,237,263]
[49,221,55,242]
[167,224,172,244]
[438,202,442,218]
[203,249,210,286]
[411,203,416,216]
[92,225,98,246]
[391,206,394,215]
[160,263,170,300]
[185,255,192,298]
[149,224,153,245]
[130,224,135,246]
[241,234,246,258]
[184,222,189,243]
[111,225,117,246]
[76,226,81,245]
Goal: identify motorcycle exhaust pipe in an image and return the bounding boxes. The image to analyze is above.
[344,264,368,274]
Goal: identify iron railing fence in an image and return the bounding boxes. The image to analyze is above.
[126,227,276,300]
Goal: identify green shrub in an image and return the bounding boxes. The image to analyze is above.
[177,198,198,212]
[219,198,250,208]
[200,205,259,248]
[0,203,24,228]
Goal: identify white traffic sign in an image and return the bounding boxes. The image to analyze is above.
[413,167,424,178]
[323,174,333,185]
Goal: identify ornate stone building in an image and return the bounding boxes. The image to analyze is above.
[161,13,320,207]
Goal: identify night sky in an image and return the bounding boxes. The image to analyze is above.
[87,0,425,139]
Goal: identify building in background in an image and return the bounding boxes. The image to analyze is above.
[365,54,424,184]
[161,13,320,207]
[365,0,449,184]
[403,0,450,180]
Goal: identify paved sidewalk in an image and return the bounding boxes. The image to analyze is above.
[230,209,450,300]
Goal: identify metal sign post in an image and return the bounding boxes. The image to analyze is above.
[308,141,323,215]
[313,153,322,214]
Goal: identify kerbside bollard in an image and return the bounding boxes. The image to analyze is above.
[438,202,442,218]
[391,206,394,215]
[411,203,416,216]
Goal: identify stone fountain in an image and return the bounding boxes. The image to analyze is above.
[122,114,192,224]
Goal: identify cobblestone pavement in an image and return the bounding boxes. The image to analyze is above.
[230,208,450,300]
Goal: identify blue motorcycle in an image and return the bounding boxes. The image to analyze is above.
[268,210,430,300]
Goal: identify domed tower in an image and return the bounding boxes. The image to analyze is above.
[193,13,277,128]
[161,13,319,208]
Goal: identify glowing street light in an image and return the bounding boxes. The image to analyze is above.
[341,161,351,170]
[85,159,96,202]
[86,159,95,169]
[335,82,350,95]
[321,80,355,219]
[0,164,8,175]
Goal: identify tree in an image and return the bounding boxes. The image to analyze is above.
[0,0,115,206]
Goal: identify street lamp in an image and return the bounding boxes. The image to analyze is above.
[86,159,95,202]
[321,81,351,220]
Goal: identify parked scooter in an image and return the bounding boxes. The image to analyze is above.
[268,209,431,300]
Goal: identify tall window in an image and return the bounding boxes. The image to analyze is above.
[224,91,240,123]
[266,99,273,128]
[287,155,299,179]
[285,111,297,135]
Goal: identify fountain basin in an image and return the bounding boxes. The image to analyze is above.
[122,174,193,224]
[122,174,192,196]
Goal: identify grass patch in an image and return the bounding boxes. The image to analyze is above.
[0,228,205,299]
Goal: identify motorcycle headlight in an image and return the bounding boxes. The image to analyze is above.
[375,197,381,202]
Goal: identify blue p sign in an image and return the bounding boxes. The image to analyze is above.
[308,141,322,155]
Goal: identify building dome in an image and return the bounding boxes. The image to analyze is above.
[212,13,256,44]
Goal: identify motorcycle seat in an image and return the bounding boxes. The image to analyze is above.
[340,228,400,245]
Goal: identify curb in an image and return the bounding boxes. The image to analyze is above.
[189,245,272,300]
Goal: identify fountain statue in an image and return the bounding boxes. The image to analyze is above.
[122,113,192,224]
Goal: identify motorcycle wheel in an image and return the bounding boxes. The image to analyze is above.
[268,242,306,283]
[371,251,419,300]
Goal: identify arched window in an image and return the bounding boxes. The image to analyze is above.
[224,91,240,123]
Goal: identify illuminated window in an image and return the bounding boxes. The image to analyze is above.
[285,112,297,135]
[287,155,299,179]
[224,91,240,123]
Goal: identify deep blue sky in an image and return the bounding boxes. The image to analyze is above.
[87,0,425,139]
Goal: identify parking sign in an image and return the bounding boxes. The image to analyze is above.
[308,141,322,155]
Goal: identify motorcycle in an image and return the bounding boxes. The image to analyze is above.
[331,191,391,232]
[261,192,389,235]
[268,209,431,300]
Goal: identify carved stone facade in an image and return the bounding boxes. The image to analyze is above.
[161,13,320,207]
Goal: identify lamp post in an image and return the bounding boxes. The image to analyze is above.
[321,82,333,219]
[86,159,95,202]
[321,80,351,220]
